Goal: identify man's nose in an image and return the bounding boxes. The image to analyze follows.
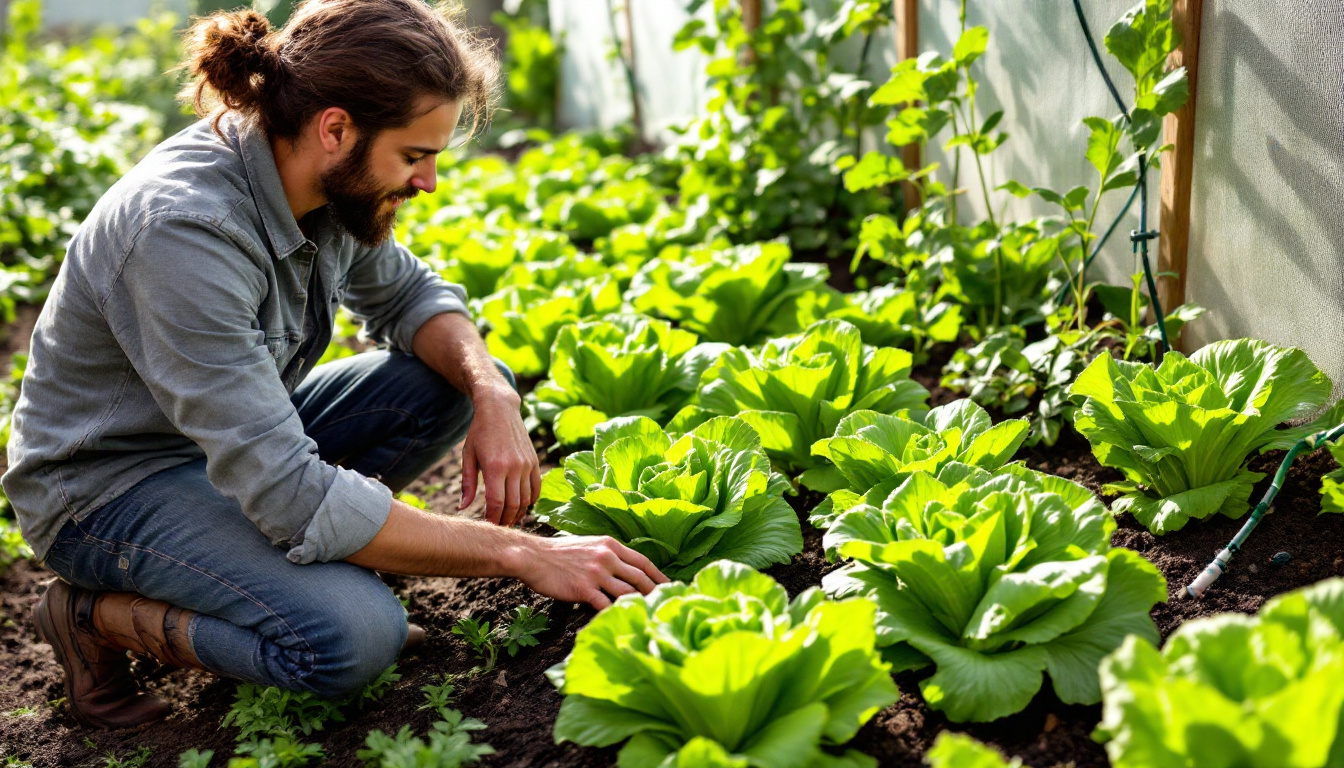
[410,167,437,194]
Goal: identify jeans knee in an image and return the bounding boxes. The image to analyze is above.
[297,600,407,699]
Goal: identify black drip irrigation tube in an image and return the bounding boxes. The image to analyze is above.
[1186,422,1344,598]
[1069,0,1170,357]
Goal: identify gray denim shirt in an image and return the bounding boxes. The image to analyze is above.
[2,116,469,564]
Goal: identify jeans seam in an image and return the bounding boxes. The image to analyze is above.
[311,406,424,434]
[376,437,422,487]
[70,527,317,664]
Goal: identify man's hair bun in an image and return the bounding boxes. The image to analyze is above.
[182,9,282,121]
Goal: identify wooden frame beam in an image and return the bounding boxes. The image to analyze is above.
[1158,0,1203,348]
[895,0,921,215]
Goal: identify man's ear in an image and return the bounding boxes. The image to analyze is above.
[315,107,355,155]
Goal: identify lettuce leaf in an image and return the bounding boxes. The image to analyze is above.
[535,416,802,579]
[527,314,731,444]
[1097,578,1344,768]
[670,319,929,481]
[548,561,897,768]
[808,400,1028,528]
[626,240,833,346]
[1069,339,1337,534]
[476,276,624,377]
[823,467,1165,722]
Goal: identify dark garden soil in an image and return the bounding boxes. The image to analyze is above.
[4,364,1344,768]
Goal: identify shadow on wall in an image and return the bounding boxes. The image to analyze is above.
[1187,1,1344,365]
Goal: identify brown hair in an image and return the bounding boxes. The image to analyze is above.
[180,0,499,143]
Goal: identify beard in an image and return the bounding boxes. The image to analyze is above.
[319,133,418,248]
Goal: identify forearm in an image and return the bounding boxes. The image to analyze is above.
[345,499,533,578]
[411,311,514,401]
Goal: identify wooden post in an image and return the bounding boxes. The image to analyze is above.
[1158,0,1202,347]
[895,0,921,215]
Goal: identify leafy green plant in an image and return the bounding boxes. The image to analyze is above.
[221,665,400,742]
[823,284,961,361]
[358,709,493,768]
[669,319,929,484]
[526,314,729,444]
[451,616,498,673]
[1070,338,1340,534]
[823,465,1166,722]
[500,605,548,657]
[536,416,801,579]
[668,0,893,253]
[492,8,559,131]
[475,276,623,378]
[808,400,1029,528]
[925,733,1018,768]
[177,750,213,768]
[101,746,151,768]
[1096,578,1344,768]
[228,738,323,768]
[625,240,831,346]
[547,560,898,768]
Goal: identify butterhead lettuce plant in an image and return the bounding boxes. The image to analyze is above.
[547,560,898,768]
[1069,338,1338,534]
[527,314,729,444]
[823,467,1166,722]
[534,416,802,579]
[626,240,833,346]
[808,400,1029,527]
[670,319,929,485]
[1097,578,1344,768]
[475,276,623,378]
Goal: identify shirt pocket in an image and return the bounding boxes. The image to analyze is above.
[263,329,301,367]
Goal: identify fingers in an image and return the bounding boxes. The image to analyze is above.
[614,541,670,585]
[458,441,478,510]
[528,464,542,508]
[483,462,506,525]
[614,561,657,594]
[501,472,522,527]
[586,590,612,611]
[601,576,638,600]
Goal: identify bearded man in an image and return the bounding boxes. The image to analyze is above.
[3,0,665,729]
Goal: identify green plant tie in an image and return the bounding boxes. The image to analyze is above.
[1186,421,1344,599]
[1071,0,1169,359]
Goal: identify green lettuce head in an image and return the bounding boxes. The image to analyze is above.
[808,400,1029,528]
[670,319,930,484]
[535,416,803,579]
[823,466,1166,722]
[547,560,898,768]
[1069,338,1338,534]
[1097,578,1344,768]
[475,276,624,378]
[527,314,730,444]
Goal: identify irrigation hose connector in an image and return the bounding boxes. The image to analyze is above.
[1185,547,1234,599]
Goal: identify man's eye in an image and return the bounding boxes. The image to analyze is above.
[404,155,424,165]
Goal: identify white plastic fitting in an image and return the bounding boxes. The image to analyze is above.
[1185,548,1234,600]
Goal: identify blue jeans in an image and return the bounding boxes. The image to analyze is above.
[41,350,510,698]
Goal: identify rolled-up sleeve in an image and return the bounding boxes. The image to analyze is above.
[343,237,470,354]
[102,215,393,564]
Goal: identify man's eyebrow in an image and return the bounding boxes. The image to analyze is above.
[402,145,448,155]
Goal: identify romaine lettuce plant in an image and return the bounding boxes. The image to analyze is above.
[669,319,929,484]
[475,276,623,377]
[808,400,1029,528]
[527,314,729,444]
[926,733,1018,768]
[547,560,898,768]
[534,416,802,579]
[625,240,832,346]
[1096,578,1344,768]
[823,467,1166,722]
[1069,338,1338,534]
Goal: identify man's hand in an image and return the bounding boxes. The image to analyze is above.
[459,384,541,526]
[508,535,670,610]
[348,502,669,611]
[410,312,541,527]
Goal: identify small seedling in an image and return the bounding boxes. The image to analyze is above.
[101,745,151,768]
[501,605,548,657]
[451,616,497,673]
[418,673,458,715]
[176,749,212,768]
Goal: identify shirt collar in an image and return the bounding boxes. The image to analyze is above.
[237,116,310,261]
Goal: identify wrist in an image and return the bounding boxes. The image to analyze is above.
[471,381,521,408]
[497,532,540,581]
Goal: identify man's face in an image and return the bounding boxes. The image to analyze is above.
[320,98,462,247]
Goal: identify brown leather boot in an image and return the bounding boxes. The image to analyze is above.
[32,580,206,729]
[403,623,425,653]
